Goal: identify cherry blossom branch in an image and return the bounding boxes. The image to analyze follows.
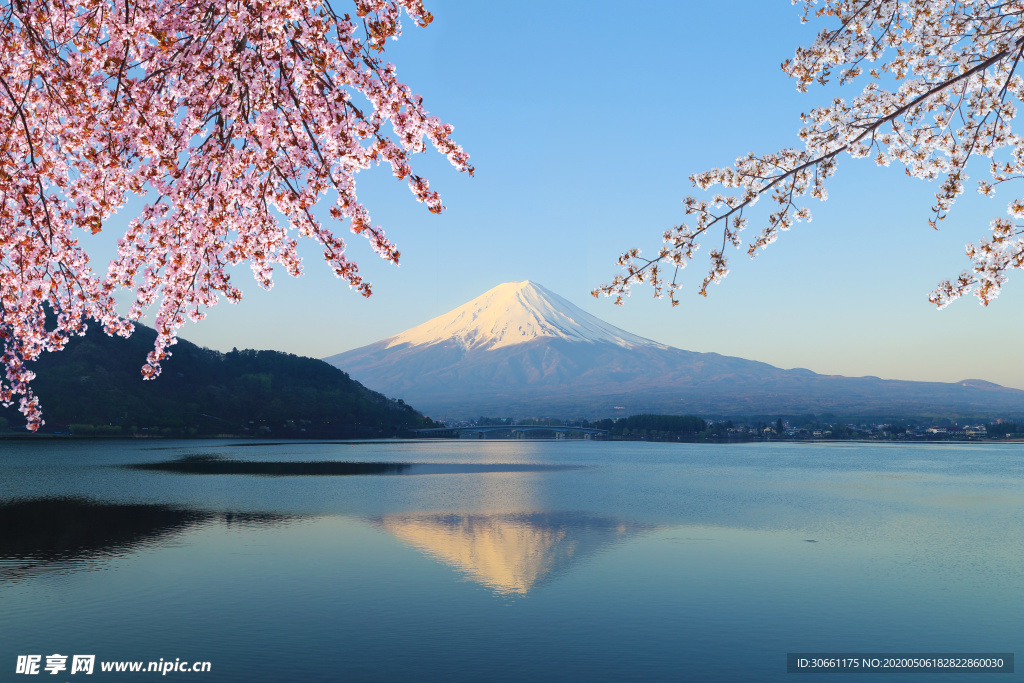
[597,0,1024,312]
[0,0,471,430]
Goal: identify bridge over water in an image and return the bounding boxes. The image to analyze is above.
[410,425,609,439]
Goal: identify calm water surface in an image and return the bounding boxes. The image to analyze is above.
[0,439,1020,681]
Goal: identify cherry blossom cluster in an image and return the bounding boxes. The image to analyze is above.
[0,0,472,429]
[596,0,1024,311]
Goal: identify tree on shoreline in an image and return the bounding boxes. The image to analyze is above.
[596,0,1024,311]
[1,0,472,429]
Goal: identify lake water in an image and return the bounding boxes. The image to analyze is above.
[0,439,1020,681]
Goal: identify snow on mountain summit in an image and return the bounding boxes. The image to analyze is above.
[384,281,666,351]
[326,281,1024,420]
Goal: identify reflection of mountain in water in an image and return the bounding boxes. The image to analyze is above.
[0,498,296,582]
[2,498,654,595]
[377,512,653,596]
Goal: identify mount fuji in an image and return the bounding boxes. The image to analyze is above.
[325,281,1024,419]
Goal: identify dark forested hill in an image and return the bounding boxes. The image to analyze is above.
[1,323,434,437]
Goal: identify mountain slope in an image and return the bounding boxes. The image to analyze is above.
[326,281,1024,420]
[383,280,664,351]
[2,322,433,436]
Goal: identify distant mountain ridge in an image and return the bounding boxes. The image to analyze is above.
[326,281,1024,420]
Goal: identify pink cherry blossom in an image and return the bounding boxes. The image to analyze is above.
[0,0,472,430]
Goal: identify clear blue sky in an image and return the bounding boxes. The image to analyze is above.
[94,0,1024,390]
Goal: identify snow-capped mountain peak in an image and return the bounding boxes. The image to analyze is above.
[326,281,1024,420]
[384,281,665,351]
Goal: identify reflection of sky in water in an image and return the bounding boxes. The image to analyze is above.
[0,440,1021,681]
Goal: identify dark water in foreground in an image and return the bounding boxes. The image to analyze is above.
[0,439,1020,681]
